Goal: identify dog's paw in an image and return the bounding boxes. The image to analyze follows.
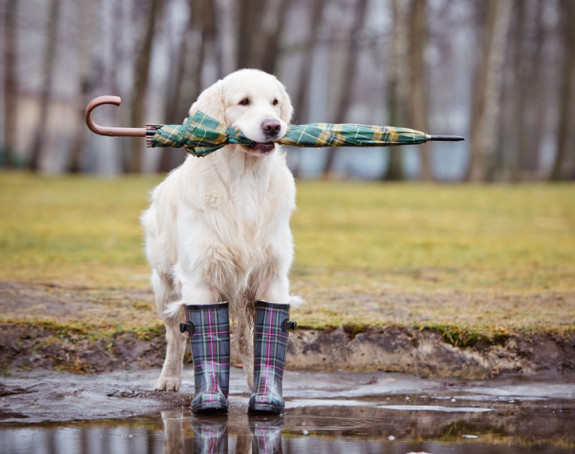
[154,375,181,392]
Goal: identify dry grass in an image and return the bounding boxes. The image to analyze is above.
[1,172,573,336]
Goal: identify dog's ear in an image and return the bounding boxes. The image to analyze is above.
[189,79,225,122]
[279,84,294,124]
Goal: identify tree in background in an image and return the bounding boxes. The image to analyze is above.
[66,0,97,173]
[466,0,512,182]
[550,0,575,181]
[126,0,164,173]
[2,0,573,181]
[322,0,369,177]
[28,0,61,172]
[521,0,548,180]
[290,0,327,178]
[236,0,263,69]
[235,0,289,71]
[158,0,221,173]
[258,0,293,74]
[382,0,409,181]
[408,0,431,181]
[497,0,553,182]
[1,0,18,166]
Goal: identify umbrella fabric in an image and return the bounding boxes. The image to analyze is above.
[150,111,427,158]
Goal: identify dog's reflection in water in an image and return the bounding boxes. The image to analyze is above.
[161,410,185,454]
[160,409,284,454]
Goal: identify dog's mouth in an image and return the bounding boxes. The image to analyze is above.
[243,142,276,154]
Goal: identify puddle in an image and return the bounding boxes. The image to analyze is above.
[376,404,494,412]
[1,369,574,453]
[2,400,574,454]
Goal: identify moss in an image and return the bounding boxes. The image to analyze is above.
[10,320,93,339]
[342,323,371,339]
[5,319,164,344]
[118,324,164,341]
[415,323,510,348]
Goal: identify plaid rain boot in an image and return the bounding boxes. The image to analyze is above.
[191,417,229,453]
[180,302,230,414]
[249,415,284,453]
[249,301,297,414]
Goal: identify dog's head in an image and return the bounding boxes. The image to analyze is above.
[189,69,293,156]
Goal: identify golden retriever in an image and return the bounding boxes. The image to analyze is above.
[141,69,296,392]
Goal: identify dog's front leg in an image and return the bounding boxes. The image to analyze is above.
[150,270,186,392]
[156,316,187,392]
[155,276,217,392]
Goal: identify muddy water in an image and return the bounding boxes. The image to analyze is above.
[1,369,574,453]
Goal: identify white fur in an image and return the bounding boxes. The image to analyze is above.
[141,69,296,392]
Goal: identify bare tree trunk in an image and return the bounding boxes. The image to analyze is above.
[322,0,369,177]
[290,0,327,178]
[191,0,218,94]
[293,0,327,121]
[2,0,18,163]
[236,0,265,68]
[507,0,528,182]
[409,0,432,181]
[158,20,190,172]
[107,1,124,96]
[550,0,575,181]
[383,0,410,181]
[259,0,293,74]
[29,0,61,172]
[159,0,200,173]
[158,0,221,173]
[126,0,164,174]
[521,0,546,178]
[466,0,513,182]
[67,0,97,173]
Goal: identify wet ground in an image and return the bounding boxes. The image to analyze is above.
[1,368,574,453]
[3,280,574,379]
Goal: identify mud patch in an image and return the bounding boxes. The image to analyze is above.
[0,322,167,373]
[1,280,574,379]
[1,321,573,379]
[289,326,575,378]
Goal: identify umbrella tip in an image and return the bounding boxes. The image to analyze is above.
[426,135,465,142]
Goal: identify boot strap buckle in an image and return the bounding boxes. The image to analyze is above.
[281,319,297,332]
[179,322,195,335]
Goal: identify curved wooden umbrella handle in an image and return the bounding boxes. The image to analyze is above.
[85,95,147,137]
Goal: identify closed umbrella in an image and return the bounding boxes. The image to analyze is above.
[86,96,463,157]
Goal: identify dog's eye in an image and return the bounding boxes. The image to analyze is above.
[239,97,250,106]
[272,98,279,106]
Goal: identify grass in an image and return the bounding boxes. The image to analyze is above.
[0,172,574,337]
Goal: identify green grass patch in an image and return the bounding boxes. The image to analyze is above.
[2,318,165,342]
[0,172,573,336]
[414,323,511,348]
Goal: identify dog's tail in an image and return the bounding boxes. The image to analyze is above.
[288,295,305,307]
[162,301,185,321]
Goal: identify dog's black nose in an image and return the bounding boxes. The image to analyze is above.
[262,120,281,137]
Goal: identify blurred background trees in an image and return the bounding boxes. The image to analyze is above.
[0,0,573,181]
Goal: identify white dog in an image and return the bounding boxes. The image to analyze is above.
[141,69,296,392]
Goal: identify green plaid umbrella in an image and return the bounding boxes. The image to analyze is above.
[84,96,463,156]
[146,111,463,158]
